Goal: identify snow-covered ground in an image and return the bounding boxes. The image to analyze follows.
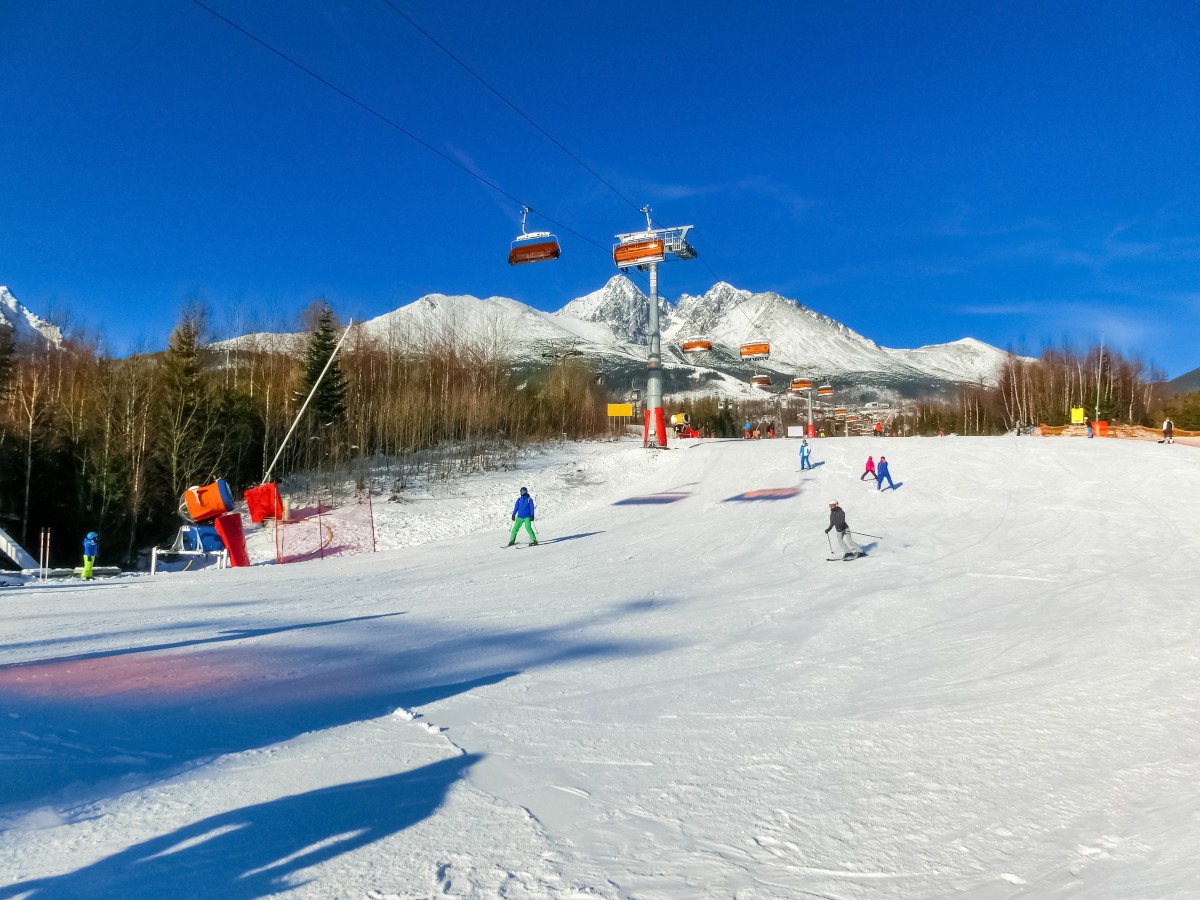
[2,436,1198,899]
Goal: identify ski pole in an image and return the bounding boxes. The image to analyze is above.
[850,531,882,540]
[826,532,833,554]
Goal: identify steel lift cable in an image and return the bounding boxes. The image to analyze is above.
[189,0,619,261]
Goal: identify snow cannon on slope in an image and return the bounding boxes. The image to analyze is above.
[180,479,234,524]
[670,412,700,438]
[175,479,250,568]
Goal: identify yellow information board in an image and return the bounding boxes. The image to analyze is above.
[1071,407,1086,424]
[607,403,634,417]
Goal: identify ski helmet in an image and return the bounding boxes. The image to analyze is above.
[828,500,837,507]
[86,531,98,539]
[519,487,528,495]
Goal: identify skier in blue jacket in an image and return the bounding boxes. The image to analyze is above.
[799,439,812,470]
[508,487,538,546]
[82,531,98,580]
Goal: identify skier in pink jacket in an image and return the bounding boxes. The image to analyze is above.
[860,455,876,481]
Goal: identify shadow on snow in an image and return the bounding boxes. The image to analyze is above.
[539,532,605,545]
[723,487,801,502]
[0,604,672,816]
[0,754,480,900]
[612,493,691,506]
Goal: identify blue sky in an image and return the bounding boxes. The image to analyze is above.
[2,1,1198,377]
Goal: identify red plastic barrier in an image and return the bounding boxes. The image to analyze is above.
[244,483,284,523]
[213,513,251,567]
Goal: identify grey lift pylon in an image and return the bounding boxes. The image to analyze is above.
[613,207,697,448]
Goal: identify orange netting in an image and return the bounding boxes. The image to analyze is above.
[274,491,376,564]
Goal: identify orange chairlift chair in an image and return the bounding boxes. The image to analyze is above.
[508,206,560,266]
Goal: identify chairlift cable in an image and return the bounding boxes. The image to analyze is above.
[189,0,620,263]
[378,1,642,213]
[376,3,729,292]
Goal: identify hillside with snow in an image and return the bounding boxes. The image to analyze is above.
[0,286,62,347]
[2,436,1199,898]
[209,277,1014,400]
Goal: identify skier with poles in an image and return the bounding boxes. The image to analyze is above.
[799,439,813,471]
[507,487,538,547]
[860,455,876,481]
[825,500,865,560]
[82,531,98,580]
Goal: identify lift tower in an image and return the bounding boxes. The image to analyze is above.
[614,208,696,448]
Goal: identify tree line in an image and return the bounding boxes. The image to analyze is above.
[670,343,1190,439]
[0,300,608,568]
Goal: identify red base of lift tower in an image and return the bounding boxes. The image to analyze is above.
[643,408,668,448]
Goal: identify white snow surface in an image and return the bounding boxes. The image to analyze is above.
[3,436,1199,899]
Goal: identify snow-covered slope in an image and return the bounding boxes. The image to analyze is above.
[0,286,62,346]
[360,292,615,349]
[2,436,1199,898]
[555,275,667,344]
[211,277,1013,395]
[884,337,1012,385]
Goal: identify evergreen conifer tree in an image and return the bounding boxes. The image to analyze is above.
[157,305,219,496]
[300,300,348,463]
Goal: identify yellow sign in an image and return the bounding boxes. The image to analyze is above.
[607,403,634,417]
[1071,407,1086,424]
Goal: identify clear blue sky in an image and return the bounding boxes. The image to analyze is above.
[3,1,1198,376]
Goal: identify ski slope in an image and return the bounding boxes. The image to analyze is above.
[2,436,1199,899]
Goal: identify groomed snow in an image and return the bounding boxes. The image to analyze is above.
[2,436,1199,899]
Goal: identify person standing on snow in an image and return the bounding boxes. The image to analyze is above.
[508,487,538,547]
[876,456,895,491]
[1164,418,1174,443]
[860,455,876,481]
[825,500,864,559]
[799,439,812,470]
[82,531,99,580]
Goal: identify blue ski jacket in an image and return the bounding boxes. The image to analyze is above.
[512,495,535,519]
[83,537,98,557]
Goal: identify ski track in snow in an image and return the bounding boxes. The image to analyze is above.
[1,435,1199,898]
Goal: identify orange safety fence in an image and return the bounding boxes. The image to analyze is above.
[1038,423,1198,440]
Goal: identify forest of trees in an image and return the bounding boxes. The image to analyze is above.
[0,306,1192,571]
[0,301,608,568]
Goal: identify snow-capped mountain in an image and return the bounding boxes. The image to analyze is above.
[556,277,668,344]
[0,286,63,347]
[214,275,1012,399]
[546,276,1011,395]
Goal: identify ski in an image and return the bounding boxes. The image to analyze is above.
[826,554,869,561]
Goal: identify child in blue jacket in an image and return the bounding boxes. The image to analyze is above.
[82,531,98,580]
[508,487,538,546]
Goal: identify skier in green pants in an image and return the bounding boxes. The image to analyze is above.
[508,487,538,546]
[82,531,99,580]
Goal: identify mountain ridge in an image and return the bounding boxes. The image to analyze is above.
[0,286,63,347]
[4,281,1011,399]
